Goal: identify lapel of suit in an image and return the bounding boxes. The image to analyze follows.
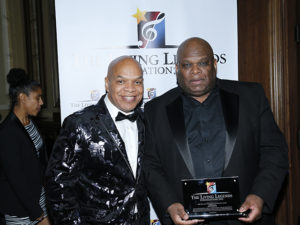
[135,109,144,181]
[218,81,239,170]
[96,96,135,180]
[166,93,196,178]
[10,112,39,159]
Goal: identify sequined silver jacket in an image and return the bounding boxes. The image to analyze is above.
[45,95,149,225]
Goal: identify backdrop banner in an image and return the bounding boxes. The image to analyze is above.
[55,0,237,223]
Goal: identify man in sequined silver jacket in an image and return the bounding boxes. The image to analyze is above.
[45,56,149,225]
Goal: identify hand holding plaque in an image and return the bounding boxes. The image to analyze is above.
[182,176,249,219]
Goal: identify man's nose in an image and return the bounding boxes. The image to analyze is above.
[191,63,201,74]
[125,82,135,92]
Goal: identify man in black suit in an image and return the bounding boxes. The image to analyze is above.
[143,37,288,225]
[45,56,149,225]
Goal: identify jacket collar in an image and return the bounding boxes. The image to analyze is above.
[166,95,196,178]
[95,94,144,181]
[6,112,42,160]
[217,80,239,170]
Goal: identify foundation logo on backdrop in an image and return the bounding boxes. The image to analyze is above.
[147,88,156,99]
[130,8,177,49]
[70,90,101,110]
[142,88,156,107]
[151,220,161,225]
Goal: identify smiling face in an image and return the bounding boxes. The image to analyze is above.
[176,38,217,102]
[105,57,143,112]
[21,87,43,117]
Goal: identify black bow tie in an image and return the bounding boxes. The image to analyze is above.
[115,111,138,122]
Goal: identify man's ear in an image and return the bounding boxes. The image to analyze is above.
[214,59,217,73]
[105,77,109,93]
[175,64,179,74]
[175,64,180,82]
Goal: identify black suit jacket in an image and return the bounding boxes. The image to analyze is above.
[0,112,47,220]
[45,95,149,225]
[143,79,288,225]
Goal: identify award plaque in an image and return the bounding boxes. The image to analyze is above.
[182,176,249,219]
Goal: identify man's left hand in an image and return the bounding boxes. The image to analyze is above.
[238,194,264,223]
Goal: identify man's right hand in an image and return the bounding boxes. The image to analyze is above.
[38,217,51,225]
[167,202,203,225]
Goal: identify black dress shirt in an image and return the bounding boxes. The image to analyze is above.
[181,87,226,179]
[182,87,228,225]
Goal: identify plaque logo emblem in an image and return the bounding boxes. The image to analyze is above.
[206,181,217,193]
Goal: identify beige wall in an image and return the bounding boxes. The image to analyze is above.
[0,0,27,120]
[0,0,59,122]
[0,0,10,118]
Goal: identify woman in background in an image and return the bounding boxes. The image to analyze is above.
[0,68,50,225]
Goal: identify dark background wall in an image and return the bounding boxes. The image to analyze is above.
[238,0,300,224]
